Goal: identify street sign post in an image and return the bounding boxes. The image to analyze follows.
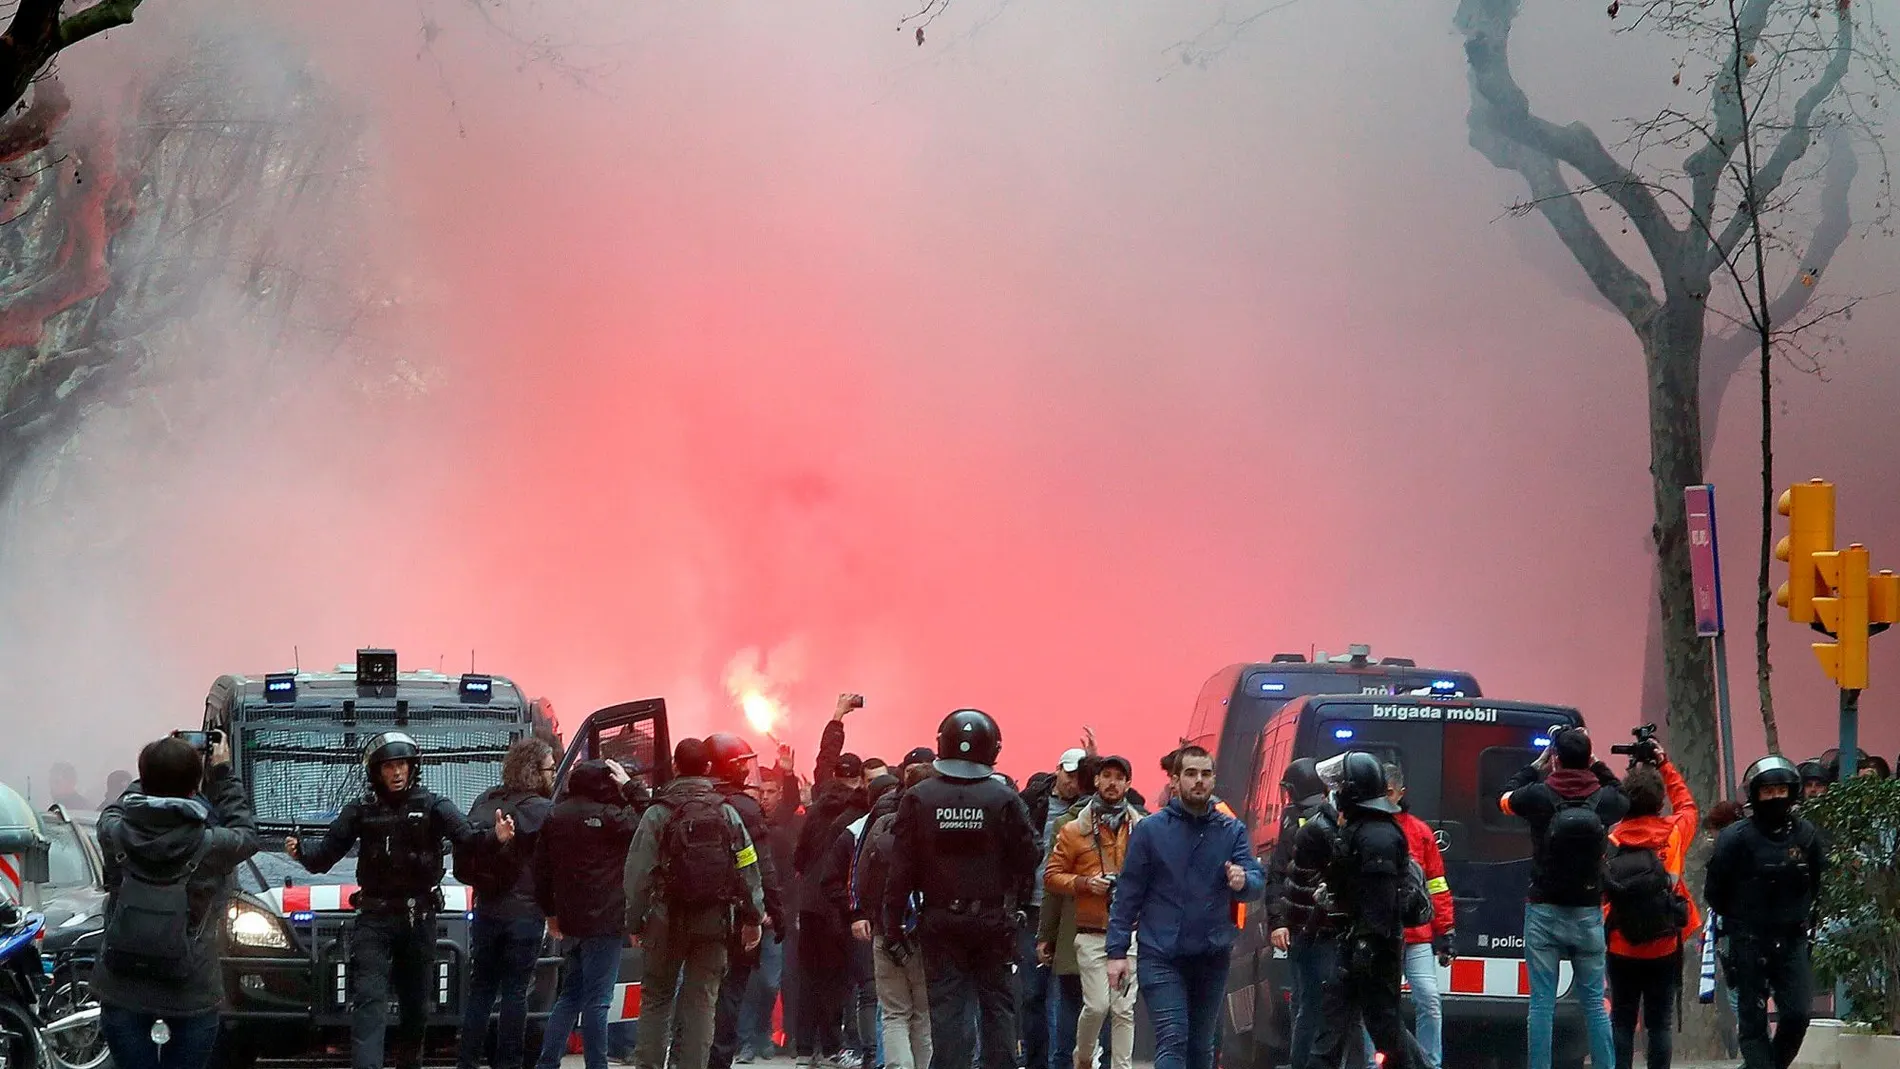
[1685,485,1736,799]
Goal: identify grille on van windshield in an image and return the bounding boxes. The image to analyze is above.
[241,723,517,826]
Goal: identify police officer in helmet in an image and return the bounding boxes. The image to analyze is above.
[702,732,786,1069]
[884,710,1040,1069]
[1295,752,1426,1069]
[1705,756,1826,1069]
[287,732,516,1069]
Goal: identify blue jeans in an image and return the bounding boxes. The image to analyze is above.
[1525,904,1614,1069]
[459,913,546,1069]
[99,1006,220,1069]
[535,935,624,1069]
[740,933,785,1053]
[1137,951,1229,1069]
[1049,973,1080,1068]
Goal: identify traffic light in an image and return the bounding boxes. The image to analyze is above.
[1776,478,1837,624]
[1812,544,1870,690]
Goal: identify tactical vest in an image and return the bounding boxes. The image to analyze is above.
[909,776,1014,906]
[356,789,444,906]
[1727,818,1818,934]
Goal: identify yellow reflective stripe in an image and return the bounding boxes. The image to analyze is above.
[735,845,758,869]
[1425,876,1449,895]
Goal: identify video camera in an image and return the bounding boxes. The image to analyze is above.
[1610,723,1660,766]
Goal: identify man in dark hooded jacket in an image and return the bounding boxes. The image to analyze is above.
[793,756,870,1066]
[1263,758,1336,1069]
[532,758,649,1069]
[1500,728,1626,1069]
[93,734,260,1069]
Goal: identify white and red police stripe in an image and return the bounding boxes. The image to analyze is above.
[1398,956,1574,998]
[0,854,22,901]
[267,884,475,914]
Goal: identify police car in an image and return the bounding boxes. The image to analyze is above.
[1189,656,1594,1069]
[204,650,670,1066]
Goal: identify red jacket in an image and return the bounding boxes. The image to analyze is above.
[1396,810,1454,944]
[1603,758,1701,959]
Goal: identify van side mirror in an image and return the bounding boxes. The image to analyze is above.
[22,841,50,884]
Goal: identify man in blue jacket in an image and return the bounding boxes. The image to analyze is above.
[1105,746,1262,1069]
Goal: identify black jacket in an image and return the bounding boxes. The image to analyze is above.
[1503,762,1629,907]
[1266,797,1334,933]
[1705,813,1825,937]
[766,773,804,915]
[91,764,260,1016]
[463,785,554,922]
[794,778,867,913]
[535,762,648,938]
[717,781,785,933]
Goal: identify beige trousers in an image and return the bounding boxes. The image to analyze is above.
[1073,933,1137,1069]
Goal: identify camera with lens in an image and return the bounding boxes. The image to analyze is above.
[1100,872,1119,902]
[1611,723,1660,766]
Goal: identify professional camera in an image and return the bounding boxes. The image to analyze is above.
[1611,723,1660,766]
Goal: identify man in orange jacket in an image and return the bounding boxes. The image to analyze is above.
[1601,746,1699,1069]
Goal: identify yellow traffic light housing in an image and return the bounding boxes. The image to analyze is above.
[1775,478,1837,623]
[1813,545,1870,691]
[1872,570,1900,628]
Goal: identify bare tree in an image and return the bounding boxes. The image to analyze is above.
[1457,0,1889,810]
[0,1,149,119]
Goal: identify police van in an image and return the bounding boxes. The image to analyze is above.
[203,650,670,1067]
[1201,682,1593,1069]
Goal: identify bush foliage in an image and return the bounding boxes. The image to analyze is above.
[1805,775,1900,1034]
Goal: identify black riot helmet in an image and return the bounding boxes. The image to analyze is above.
[1280,758,1328,808]
[1798,759,1828,787]
[1326,751,1398,815]
[363,731,421,794]
[704,732,758,788]
[1743,755,1801,803]
[935,709,1001,779]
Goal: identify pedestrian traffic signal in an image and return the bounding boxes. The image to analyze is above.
[1812,545,1870,691]
[1775,479,1837,624]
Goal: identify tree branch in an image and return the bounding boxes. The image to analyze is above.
[1459,0,1680,267]
[58,0,148,50]
[1685,0,1774,238]
[0,74,68,163]
[1708,9,1854,265]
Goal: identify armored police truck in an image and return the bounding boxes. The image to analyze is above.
[203,650,670,1067]
[1206,684,1595,1069]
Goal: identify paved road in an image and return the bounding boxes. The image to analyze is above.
[556,1057,1744,1069]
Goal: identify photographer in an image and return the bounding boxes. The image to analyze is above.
[1601,741,1698,1069]
[93,732,260,1069]
[1498,727,1626,1069]
[1045,756,1143,1069]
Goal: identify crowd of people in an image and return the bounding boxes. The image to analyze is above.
[67,702,1867,1069]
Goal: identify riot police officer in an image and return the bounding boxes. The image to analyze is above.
[1295,752,1425,1069]
[883,709,1040,1069]
[287,732,515,1069]
[1705,756,1825,1069]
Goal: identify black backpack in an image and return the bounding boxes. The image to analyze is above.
[103,836,213,982]
[1602,842,1688,944]
[1542,794,1608,893]
[1400,854,1435,930]
[659,789,746,910]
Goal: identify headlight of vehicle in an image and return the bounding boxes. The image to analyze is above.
[227,901,292,950]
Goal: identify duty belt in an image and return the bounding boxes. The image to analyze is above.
[353,888,445,917]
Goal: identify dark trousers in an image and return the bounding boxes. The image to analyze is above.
[1608,950,1681,1069]
[1287,934,1333,1069]
[1302,936,1423,1069]
[1017,909,1048,1069]
[923,931,1017,1069]
[1724,933,1813,1069]
[99,1005,220,1069]
[709,951,757,1069]
[796,914,848,1058]
[458,913,546,1069]
[1139,951,1229,1069]
[349,911,437,1069]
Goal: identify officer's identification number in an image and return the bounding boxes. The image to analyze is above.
[936,807,986,830]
